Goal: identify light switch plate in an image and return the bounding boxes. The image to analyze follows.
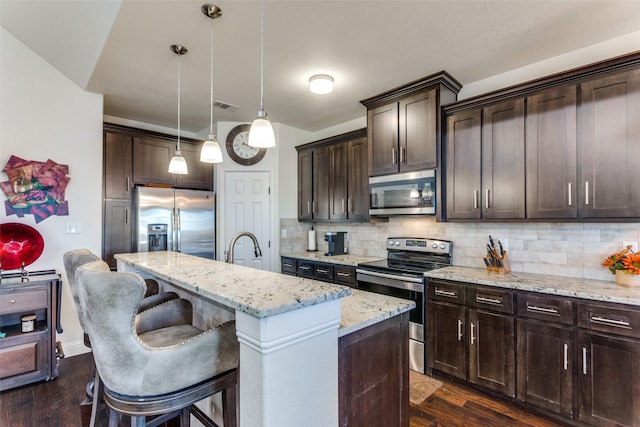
[65,221,82,234]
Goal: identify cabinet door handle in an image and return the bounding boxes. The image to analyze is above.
[563,343,568,370]
[485,189,490,209]
[591,316,631,328]
[307,201,311,214]
[10,299,16,304]
[312,201,317,214]
[457,319,463,341]
[336,272,351,278]
[392,148,397,165]
[476,295,502,305]
[125,208,129,224]
[316,268,329,274]
[473,190,479,209]
[347,198,352,213]
[527,304,559,315]
[585,181,589,205]
[435,289,457,298]
[567,182,572,206]
[283,263,295,268]
[582,347,588,375]
[470,322,476,345]
[126,177,130,193]
[341,199,345,213]
[299,266,312,271]
[400,146,406,164]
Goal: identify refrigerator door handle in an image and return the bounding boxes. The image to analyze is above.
[171,208,177,251]
[176,208,182,252]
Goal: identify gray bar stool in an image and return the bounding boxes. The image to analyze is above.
[76,260,239,427]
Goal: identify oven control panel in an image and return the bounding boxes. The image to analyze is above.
[387,237,452,255]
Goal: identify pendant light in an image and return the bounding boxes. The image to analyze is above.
[200,4,224,163]
[248,0,275,148]
[168,44,189,175]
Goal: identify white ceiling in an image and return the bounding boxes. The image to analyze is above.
[2,0,640,133]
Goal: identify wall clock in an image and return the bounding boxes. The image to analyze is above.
[225,124,266,165]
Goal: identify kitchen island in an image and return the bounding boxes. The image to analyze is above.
[115,251,414,427]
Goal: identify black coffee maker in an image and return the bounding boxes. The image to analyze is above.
[324,232,348,256]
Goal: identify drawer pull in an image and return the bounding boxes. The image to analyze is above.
[11,299,16,304]
[299,266,312,271]
[457,319,463,341]
[476,295,502,305]
[582,347,588,375]
[336,272,351,278]
[316,268,329,274]
[527,305,559,315]
[563,343,568,370]
[283,263,295,268]
[435,289,457,298]
[591,316,631,328]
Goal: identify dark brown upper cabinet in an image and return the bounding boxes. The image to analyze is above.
[443,51,640,221]
[525,85,577,219]
[104,131,133,200]
[296,129,368,222]
[580,68,640,219]
[444,99,526,220]
[481,98,525,219]
[361,72,461,177]
[445,109,482,220]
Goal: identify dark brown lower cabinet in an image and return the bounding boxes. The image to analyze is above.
[339,312,409,427]
[103,199,132,269]
[469,309,515,397]
[428,281,515,397]
[517,319,574,418]
[577,331,640,427]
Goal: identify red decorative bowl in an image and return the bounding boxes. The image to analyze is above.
[0,223,44,270]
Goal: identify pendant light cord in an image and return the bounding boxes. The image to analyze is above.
[209,17,214,135]
[177,59,181,152]
[259,0,264,110]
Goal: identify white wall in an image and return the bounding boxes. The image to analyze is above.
[1,28,104,356]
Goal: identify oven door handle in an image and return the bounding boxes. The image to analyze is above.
[356,269,424,293]
[356,269,424,284]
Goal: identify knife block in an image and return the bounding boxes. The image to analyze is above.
[486,251,511,274]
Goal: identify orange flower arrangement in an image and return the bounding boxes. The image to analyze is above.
[602,246,640,275]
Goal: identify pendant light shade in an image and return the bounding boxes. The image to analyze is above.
[248,108,275,148]
[168,44,189,175]
[249,0,276,148]
[200,4,224,163]
[168,153,189,174]
[200,135,223,163]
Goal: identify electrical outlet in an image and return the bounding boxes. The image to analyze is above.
[281,229,287,238]
[623,241,638,252]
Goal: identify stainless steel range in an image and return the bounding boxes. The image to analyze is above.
[356,237,453,374]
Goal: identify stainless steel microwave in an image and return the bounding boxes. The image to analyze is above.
[369,170,435,216]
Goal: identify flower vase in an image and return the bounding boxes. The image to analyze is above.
[615,270,640,287]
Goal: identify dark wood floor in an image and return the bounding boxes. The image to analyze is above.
[1,352,567,427]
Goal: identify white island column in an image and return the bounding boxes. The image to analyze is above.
[235,299,341,427]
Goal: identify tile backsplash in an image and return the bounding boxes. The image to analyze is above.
[280,217,640,282]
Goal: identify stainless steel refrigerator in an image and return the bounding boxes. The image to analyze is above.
[135,187,215,259]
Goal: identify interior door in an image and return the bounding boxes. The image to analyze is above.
[223,171,271,270]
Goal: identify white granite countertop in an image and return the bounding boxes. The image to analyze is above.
[425,266,640,306]
[116,251,352,318]
[339,289,415,337]
[281,251,383,266]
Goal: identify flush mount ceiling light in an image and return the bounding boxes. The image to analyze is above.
[168,44,189,175]
[248,0,276,148]
[309,74,334,94]
[200,3,224,164]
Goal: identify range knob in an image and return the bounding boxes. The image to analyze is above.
[388,240,394,246]
[432,243,438,249]
[395,240,400,246]
[440,244,447,249]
